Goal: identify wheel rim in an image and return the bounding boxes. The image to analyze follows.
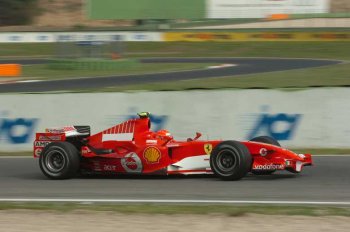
[45,150,66,173]
[216,149,237,173]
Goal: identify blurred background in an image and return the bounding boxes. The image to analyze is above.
[0,0,349,154]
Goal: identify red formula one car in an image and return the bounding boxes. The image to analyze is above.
[34,112,312,180]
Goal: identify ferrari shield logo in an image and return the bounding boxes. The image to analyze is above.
[204,144,213,155]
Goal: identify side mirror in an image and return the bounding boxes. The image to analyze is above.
[194,132,202,141]
[161,135,173,146]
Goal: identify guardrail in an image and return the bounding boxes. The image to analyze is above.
[163,32,350,41]
[0,32,163,43]
[0,31,350,43]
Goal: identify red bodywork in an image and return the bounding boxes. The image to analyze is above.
[34,117,312,175]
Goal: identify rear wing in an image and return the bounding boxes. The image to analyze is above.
[33,125,90,158]
[33,133,66,158]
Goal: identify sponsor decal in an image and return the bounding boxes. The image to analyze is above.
[39,135,63,141]
[103,165,117,171]
[92,161,102,171]
[146,140,157,144]
[312,33,350,40]
[0,112,38,144]
[295,161,303,172]
[253,164,285,170]
[8,35,22,42]
[285,160,292,166]
[112,34,124,41]
[37,35,49,41]
[251,33,294,39]
[259,148,268,156]
[247,106,302,141]
[185,33,232,40]
[45,128,64,133]
[134,34,148,41]
[45,126,75,134]
[204,144,213,155]
[34,148,43,157]
[143,146,161,164]
[34,141,51,148]
[121,152,142,173]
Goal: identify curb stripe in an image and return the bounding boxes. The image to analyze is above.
[0,198,350,206]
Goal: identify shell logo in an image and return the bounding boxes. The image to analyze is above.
[143,146,161,164]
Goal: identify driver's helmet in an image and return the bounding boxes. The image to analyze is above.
[156,129,173,139]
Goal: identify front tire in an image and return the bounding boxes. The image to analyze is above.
[250,136,280,175]
[210,141,252,181]
[39,142,80,179]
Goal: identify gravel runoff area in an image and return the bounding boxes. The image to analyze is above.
[0,210,349,232]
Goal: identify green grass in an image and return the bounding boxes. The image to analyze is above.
[127,42,350,60]
[22,62,212,80]
[1,42,350,60]
[0,203,349,217]
[91,62,350,91]
[0,43,53,57]
[0,151,32,156]
[292,13,350,19]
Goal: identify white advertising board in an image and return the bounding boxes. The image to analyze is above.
[0,88,349,152]
[206,0,330,18]
[0,32,162,43]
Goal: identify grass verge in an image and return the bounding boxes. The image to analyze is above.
[1,42,350,60]
[126,42,350,60]
[22,62,212,80]
[100,62,350,91]
[0,203,349,217]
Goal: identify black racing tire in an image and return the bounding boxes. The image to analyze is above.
[250,136,280,175]
[39,142,80,180]
[210,141,252,181]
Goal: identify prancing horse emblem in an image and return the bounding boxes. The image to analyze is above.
[204,144,213,155]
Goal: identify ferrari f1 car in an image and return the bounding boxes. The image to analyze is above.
[34,112,312,180]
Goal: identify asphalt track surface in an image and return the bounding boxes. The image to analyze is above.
[0,58,340,93]
[0,156,349,203]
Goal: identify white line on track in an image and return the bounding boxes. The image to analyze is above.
[16,80,42,83]
[0,198,350,205]
[207,64,236,69]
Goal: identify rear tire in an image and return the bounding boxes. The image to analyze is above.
[250,136,280,175]
[210,141,252,181]
[39,142,80,179]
